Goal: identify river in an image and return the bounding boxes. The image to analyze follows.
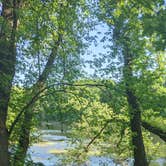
[28,130,166,166]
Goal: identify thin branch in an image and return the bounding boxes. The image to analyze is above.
[116,126,126,148]
[74,121,110,162]
[45,82,106,90]
[8,82,107,136]
[84,121,109,152]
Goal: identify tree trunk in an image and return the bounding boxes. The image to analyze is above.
[13,110,32,165]
[13,28,62,164]
[0,45,15,166]
[0,118,9,166]
[0,46,11,165]
[0,0,19,165]
[126,90,148,166]
[123,46,148,166]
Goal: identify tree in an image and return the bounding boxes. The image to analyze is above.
[8,0,89,164]
[0,0,22,165]
[94,0,165,165]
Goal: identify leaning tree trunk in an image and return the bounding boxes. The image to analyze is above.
[0,0,19,165]
[13,108,33,165]
[13,32,62,165]
[13,54,59,164]
[12,3,66,164]
[123,46,148,166]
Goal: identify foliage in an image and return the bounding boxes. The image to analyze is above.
[0,0,165,165]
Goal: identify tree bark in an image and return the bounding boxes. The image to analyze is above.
[123,46,148,166]
[13,109,32,165]
[126,90,148,166]
[0,41,11,165]
[0,0,19,165]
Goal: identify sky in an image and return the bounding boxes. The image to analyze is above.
[82,23,110,77]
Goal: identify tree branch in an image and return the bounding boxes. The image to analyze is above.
[8,82,106,136]
[142,121,166,142]
[8,87,47,136]
[84,121,109,152]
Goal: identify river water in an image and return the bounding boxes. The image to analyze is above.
[28,130,166,166]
